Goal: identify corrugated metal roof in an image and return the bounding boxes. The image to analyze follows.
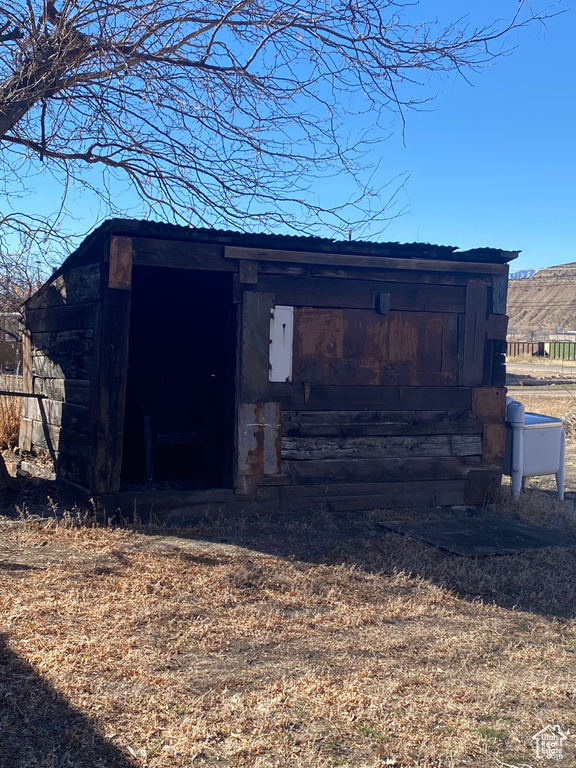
[68,218,519,265]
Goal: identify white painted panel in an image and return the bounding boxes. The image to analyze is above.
[269,305,294,382]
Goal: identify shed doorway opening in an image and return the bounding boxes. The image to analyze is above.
[120,266,236,489]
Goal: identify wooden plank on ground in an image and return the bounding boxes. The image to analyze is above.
[224,246,509,274]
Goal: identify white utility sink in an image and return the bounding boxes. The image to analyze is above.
[503,397,566,500]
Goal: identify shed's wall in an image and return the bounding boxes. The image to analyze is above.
[20,258,102,488]
[21,229,510,511]
[235,260,508,509]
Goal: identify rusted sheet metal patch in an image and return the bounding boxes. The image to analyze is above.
[293,307,455,386]
[237,402,281,493]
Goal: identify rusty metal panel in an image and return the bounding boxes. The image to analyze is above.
[293,307,452,386]
[236,402,281,495]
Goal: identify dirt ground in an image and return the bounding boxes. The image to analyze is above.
[3,382,576,768]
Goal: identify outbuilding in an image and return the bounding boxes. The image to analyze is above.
[19,219,514,519]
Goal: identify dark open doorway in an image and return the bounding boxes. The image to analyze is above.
[120,266,236,489]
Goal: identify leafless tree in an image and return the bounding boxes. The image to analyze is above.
[0,0,559,259]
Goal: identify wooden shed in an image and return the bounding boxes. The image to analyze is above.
[19,219,514,519]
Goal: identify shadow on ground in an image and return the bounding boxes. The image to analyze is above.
[3,474,576,620]
[0,634,136,768]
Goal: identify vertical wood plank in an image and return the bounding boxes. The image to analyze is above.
[108,236,133,290]
[91,237,133,494]
[462,280,488,386]
[441,313,458,375]
[491,272,509,314]
[18,328,33,451]
[240,291,274,403]
[239,260,258,284]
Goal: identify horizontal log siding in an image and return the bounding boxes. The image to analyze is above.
[23,262,101,488]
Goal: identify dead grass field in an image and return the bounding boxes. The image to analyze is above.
[2,389,576,768]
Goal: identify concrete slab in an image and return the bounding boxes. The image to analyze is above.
[378,511,576,556]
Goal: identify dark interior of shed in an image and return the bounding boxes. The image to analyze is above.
[120,266,236,489]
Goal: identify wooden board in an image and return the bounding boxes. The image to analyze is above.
[464,469,502,505]
[32,354,92,381]
[483,423,507,464]
[18,329,33,452]
[33,378,91,407]
[255,275,466,313]
[91,241,132,494]
[282,456,477,484]
[31,421,92,461]
[279,480,467,512]
[281,434,482,460]
[272,384,473,412]
[132,238,236,272]
[486,313,509,340]
[472,387,506,422]
[239,260,258,284]
[240,291,274,403]
[31,329,94,357]
[292,307,456,387]
[25,304,98,333]
[225,246,509,274]
[108,236,133,290]
[281,409,483,437]
[25,264,101,311]
[491,273,509,314]
[462,280,488,386]
[26,398,90,433]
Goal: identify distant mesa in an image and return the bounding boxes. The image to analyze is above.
[507,261,576,335]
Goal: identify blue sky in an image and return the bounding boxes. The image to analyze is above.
[19,1,575,273]
[354,0,575,271]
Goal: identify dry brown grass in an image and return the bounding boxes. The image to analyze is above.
[0,374,21,448]
[2,389,576,768]
[2,511,576,768]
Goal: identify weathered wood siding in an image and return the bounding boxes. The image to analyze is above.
[235,260,508,509]
[20,261,102,487]
[22,225,511,511]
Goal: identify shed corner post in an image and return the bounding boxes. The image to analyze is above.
[235,290,280,496]
[91,235,134,495]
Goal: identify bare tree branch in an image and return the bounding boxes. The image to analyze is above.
[0,0,563,265]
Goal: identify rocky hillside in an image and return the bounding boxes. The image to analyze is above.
[507,262,576,333]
